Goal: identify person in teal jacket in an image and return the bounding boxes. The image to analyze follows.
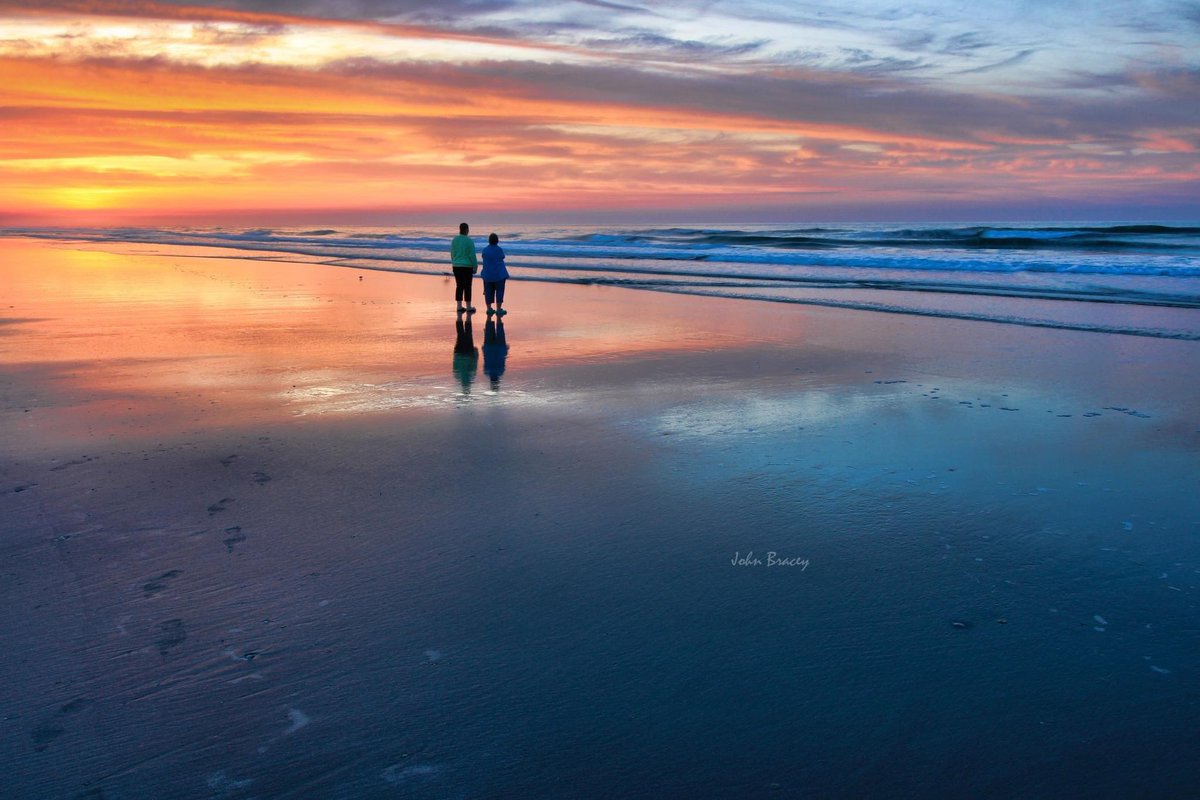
[480,232,509,316]
[450,222,477,313]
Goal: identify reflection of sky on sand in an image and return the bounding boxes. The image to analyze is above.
[5,237,1197,447]
[650,385,873,437]
[0,239,766,448]
[640,367,1198,533]
[284,380,552,415]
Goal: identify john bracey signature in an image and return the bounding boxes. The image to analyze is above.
[731,551,809,569]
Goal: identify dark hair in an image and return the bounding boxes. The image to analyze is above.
[488,233,499,245]
[459,222,469,234]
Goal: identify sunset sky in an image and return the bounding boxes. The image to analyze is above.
[1,0,1198,224]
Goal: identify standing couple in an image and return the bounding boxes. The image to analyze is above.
[450,222,509,316]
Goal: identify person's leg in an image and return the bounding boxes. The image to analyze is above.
[496,279,506,314]
[453,267,469,309]
[454,267,477,311]
[484,281,496,313]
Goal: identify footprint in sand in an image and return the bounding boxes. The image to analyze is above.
[223,526,246,553]
[155,619,186,656]
[59,697,94,716]
[219,454,239,467]
[30,697,94,752]
[252,472,271,484]
[31,723,64,752]
[49,455,96,472]
[207,497,235,516]
[142,569,183,597]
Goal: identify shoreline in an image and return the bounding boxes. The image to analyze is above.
[5,228,1200,341]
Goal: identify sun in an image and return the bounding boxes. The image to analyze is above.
[49,187,137,210]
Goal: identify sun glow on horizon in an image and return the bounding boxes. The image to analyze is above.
[47,187,144,211]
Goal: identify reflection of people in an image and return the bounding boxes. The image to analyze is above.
[483,318,508,390]
[450,222,477,314]
[453,316,478,392]
[480,232,509,317]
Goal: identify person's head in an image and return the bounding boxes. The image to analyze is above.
[459,222,469,235]
[488,232,499,245]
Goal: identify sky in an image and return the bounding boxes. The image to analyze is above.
[1,0,1198,224]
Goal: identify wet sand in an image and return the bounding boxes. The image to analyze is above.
[2,237,1199,799]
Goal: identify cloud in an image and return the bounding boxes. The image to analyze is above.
[1132,65,1200,99]
[317,53,1200,148]
[7,47,1198,163]
[940,31,993,55]
[198,0,505,14]
[3,2,1198,220]
[1185,0,1200,27]
[580,31,769,60]
[0,0,506,21]
[0,0,533,48]
[957,48,1036,75]
[188,21,287,44]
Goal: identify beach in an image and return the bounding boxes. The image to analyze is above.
[2,236,1199,798]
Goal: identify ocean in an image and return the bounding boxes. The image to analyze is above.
[5,222,1200,338]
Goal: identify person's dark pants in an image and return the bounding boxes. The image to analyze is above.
[484,279,506,306]
[452,267,474,304]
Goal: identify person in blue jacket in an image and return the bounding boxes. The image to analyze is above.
[480,232,509,317]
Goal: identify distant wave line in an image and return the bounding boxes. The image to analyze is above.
[11,224,1199,281]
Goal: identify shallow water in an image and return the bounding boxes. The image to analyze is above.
[6,221,1200,340]
[1,239,1198,798]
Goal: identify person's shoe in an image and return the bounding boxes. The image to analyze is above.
[467,306,477,313]
[456,306,465,313]
[486,308,496,316]
[497,308,507,316]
